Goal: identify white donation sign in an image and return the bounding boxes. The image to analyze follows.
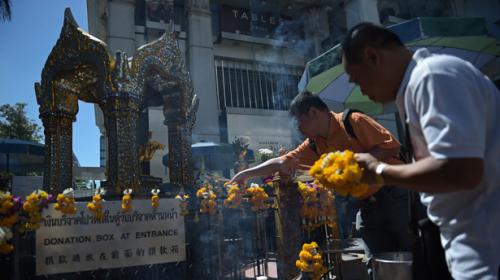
[36,198,185,275]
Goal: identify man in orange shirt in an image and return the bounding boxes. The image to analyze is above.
[231,91,411,263]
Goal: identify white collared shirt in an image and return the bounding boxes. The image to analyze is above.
[395,48,500,279]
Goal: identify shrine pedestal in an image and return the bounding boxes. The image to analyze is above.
[273,175,303,280]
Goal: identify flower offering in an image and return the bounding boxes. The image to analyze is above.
[151,189,160,209]
[309,150,369,198]
[246,183,269,211]
[0,191,20,255]
[297,180,337,231]
[196,184,217,215]
[54,188,77,215]
[121,189,133,213]
[0,226,13,254]
[87,188,105,220]
[223,182,242,209]
[295,241,328,280]
[0,191,21,228]
[23,190,52,230]
[175,194,190,216]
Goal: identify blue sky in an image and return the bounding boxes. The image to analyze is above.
[0,0,100,167]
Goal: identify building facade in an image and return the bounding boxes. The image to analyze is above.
[87,0,499,182]
[87,0,352,181]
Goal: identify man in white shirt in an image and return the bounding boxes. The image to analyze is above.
[342,22,500,280]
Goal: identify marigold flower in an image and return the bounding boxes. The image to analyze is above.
[23,190,52,230]
[0,225,14,254]
[54,188,77,215]
[0,191,21,229]
[121,189,133,213]
[246,183,268,211]
[151,189,160,209]
[297,181,336,231]
[87,188,105,220]
[0,243,13,254]
[175,194,190,216]
[296,241,327,280]
[309,150,369,198]
[224,183,243,209]
[197,184,217,215]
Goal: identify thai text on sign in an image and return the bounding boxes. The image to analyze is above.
[36,199,185,275]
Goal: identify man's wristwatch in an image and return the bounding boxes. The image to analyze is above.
[375,163,387,185]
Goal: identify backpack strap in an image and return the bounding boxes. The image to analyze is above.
[342,108,363,139]
[310,108,363,155]
[308,138,319,155]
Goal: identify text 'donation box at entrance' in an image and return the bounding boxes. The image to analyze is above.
[36,198,185,275]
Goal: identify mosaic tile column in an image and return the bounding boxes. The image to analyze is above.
[274,175,303,279]
[40,113,75,194]
[163,91,197,188]
[104,95,141,194]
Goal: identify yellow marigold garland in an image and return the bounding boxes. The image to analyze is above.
[297,181,320,219]
[121,189,133,213]
[0,213,18,228]
[151,189,160,209]
[297,181,337,231]
[0,192,14,214]
[0,191,21,228]
[54,188,77,215]
[246,183,269,211]
[0,191,21,255]
[175,194,190,216]
[0,226,13,254]
[309,150,369,198]
[196,184,217,215]
[23,190,52,230]
[295,241,328,280]
[87,189,105,220]
[223,182,243,209]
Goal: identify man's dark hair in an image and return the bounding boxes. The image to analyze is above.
[289,91,329,117]
[341,22,404,63]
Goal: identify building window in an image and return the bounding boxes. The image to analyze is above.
[215,57,303,111]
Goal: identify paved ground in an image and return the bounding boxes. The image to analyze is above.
[244,260,278,279]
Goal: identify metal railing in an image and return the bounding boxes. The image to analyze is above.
[4,184,345,279]
[214,57,303,111]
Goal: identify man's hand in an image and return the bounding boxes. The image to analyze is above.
[355,153,381,185]
[228,157,286,185]
[356,153,484,193]
[230,170,250,185]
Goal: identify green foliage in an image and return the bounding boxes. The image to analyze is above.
[0,171,12,190]
[0,0,11,21]
[0,103,43,143]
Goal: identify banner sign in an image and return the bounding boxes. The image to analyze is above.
[36,199,185,275]
[220,5,291,38]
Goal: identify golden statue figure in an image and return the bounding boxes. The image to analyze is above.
[139,132,166,163]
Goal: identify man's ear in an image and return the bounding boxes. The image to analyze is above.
[309,107,319,117]
[363,47,380,66]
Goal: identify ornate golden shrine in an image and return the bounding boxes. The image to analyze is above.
[35,9,198,194]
